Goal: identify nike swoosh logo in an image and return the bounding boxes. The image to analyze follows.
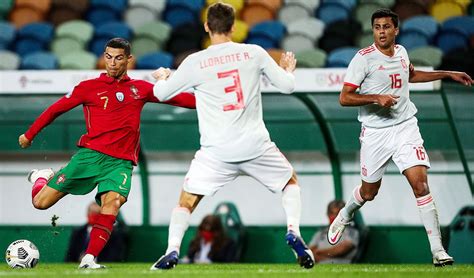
[99,235,107,242]
[97,91,108,95]
[330,231,341,243]
[119,185,127,190]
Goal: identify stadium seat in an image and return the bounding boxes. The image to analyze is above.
[398,30,430,51]
[86,8,120,27]
[248,21,286,46]
[134,21,172,47]
[430,1,464,23]
[324,19,361,47]
[90,22,133,56]
[58,50,97,69]
[15,22,54,56]
[354,2,380,32]
[9,6,44,28]
[358,0,395,8]
[277,4,311,27]
[392,0,426,22]
[124,6,157,31]
[90,0,127,14]
[327,47,358,67]
[0,0,14,19]
[0,21,15,49]
[316,2,351,26]
[56,20,94,44]
[283,0,320,12]
[442,16,474,38]
[166,23,205,56]
[408,46,443,68]
[0,50,20,70]
[295,48,327,68]
[48,6,83,27]
[356,31,374,48]
[51,0,89,13]
[246,36,276,49]
[281,34,314,53]
[51,37,86,56]
[241,3,275,28]
[436,30,469,54]
[163,5,199,28]
[402,16,438,42]
[21,51,58,70]
[15,0,52,14]
[129,0,167,15]
[247,0,282,14]
[287,18,325,43]
[232,20,249,43]
[131,36,160,58]
[136,52,174,69]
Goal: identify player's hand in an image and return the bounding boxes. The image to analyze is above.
[19,134,31,149]
[152,67,171,81]
[449,71,473,86]
[376,94,400,107]
[279,51,297,73]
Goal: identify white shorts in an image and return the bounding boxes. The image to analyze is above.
[183,144,294,196]
[360,117,430,183]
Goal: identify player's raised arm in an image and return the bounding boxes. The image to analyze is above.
[258,47,296,94]
[19,87,84,148]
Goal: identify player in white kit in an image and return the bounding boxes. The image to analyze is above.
[149,3,314,269]
[327,9,473,266]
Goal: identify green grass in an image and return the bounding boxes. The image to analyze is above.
[0,264,472,277]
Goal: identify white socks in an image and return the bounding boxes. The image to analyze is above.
[340,185,365,220]
[282,184,301,236]
[416,193,443,253]
[165,207,191,255]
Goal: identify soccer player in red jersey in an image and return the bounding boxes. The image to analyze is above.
[18,38,196,269]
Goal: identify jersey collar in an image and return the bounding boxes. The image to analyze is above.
[99,72,131,84]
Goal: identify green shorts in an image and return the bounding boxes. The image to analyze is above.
[48,148,133,204]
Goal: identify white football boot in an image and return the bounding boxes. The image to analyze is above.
[327,211,351,245]
[433,250,454,267]
[79,254,106,269]
[27,168,54,184]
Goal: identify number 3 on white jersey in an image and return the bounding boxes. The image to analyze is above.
[218,69,245,111]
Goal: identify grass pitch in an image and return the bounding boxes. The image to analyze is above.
[0,263,472,277]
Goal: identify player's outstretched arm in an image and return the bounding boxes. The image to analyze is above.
[409,67,473,86]
[340,84,399,107]
[279,51,297,73]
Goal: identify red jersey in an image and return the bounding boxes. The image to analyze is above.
[25,73,195,165]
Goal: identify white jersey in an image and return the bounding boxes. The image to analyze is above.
[153,42,295,162]
[344,43,417,128]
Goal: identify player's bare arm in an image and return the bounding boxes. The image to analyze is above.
[339,84,399,107]
[409,65,473,86]
[18,134,31,149]
[279,51,297,73]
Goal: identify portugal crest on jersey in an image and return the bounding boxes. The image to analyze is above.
[116,92,124,102]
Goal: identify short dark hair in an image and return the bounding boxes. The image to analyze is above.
[371,8,399,28]
[327,200,345,214]
[207,2,235,34]
[104,38,131,56]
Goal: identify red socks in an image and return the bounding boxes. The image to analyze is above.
[32,178,48,199]
[85,214,116,257]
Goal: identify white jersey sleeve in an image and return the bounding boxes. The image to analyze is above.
[153,55,196,101]
[344,52,368,87]
[255,46,295,94]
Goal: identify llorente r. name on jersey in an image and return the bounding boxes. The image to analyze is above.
[344,44,417,128]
